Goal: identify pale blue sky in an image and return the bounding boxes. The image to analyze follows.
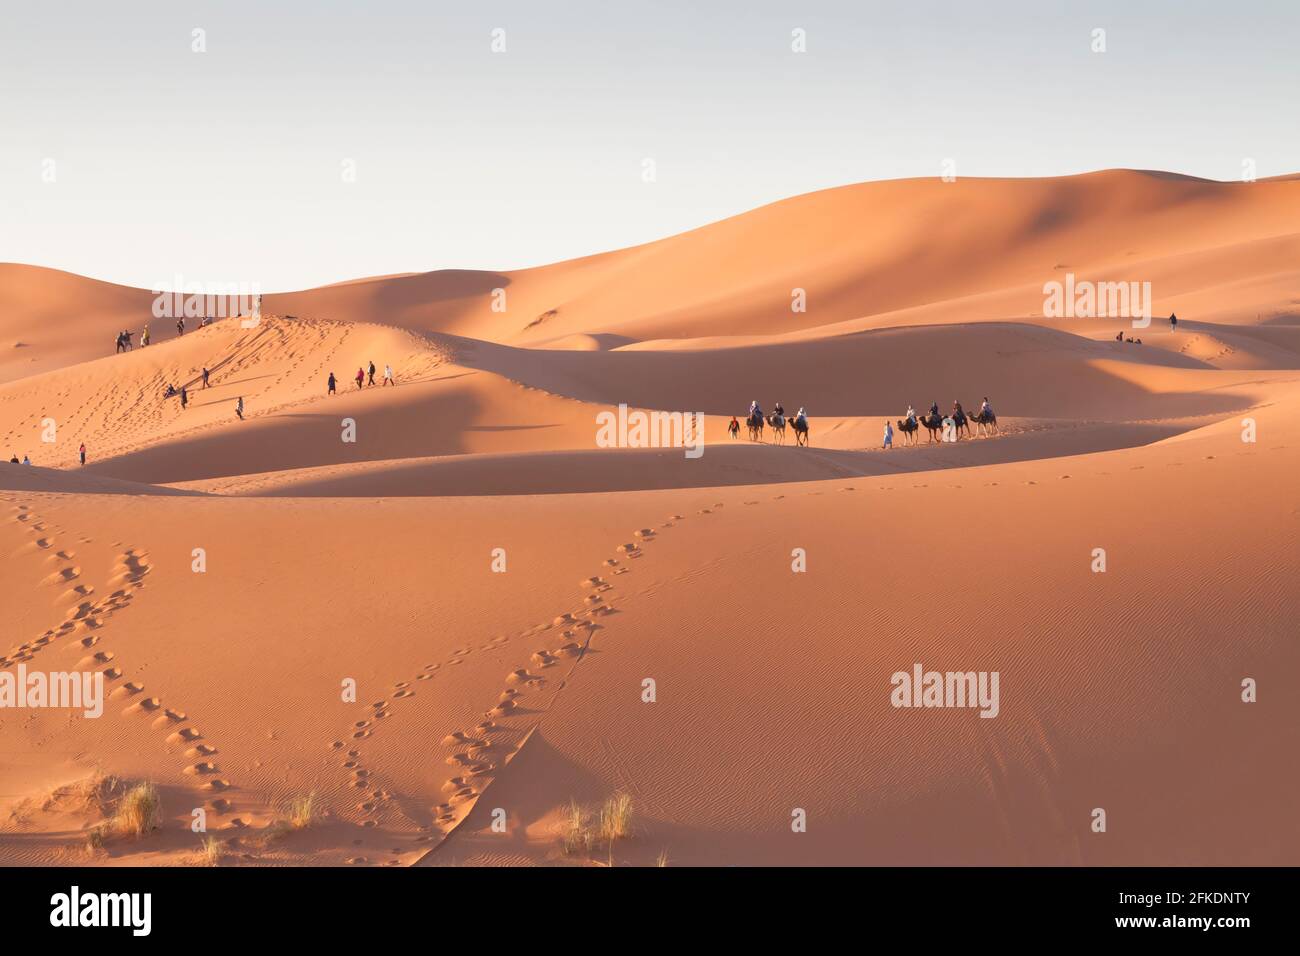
[1,0,1296,291]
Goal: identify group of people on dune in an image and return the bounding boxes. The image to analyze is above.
[114,317,214,354]
[8,441,87,467]
[326,360,395,394]
[161,368,242,420]
[884,397,997,448]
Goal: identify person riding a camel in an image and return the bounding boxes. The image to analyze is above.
[795,407,807,427]
[980,396,992,417]
[774,402,785,418]
[749,400,763,422]
[906,405,916,424]
[929,401,939,418]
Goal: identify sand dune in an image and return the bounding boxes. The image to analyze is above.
[2,170,1297,868]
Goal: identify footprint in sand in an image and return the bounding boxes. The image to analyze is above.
[43,567,81,586]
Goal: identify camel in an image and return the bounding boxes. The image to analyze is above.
[747,411,764,442]
[952,408,970,441]
[767,413,786,444]
[791,416,809,447]
[969,409,998,436]
[895,417,919,446]
[918,411,944,443]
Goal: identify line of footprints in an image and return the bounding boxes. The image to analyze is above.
[3,503,247,830]
[327,508,731,865]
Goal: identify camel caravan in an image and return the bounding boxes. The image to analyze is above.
[728,402,810,447]
[892,398,998,447]
[727,398,999,450]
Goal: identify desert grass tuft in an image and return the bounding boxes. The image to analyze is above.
[287,791,316,829]
[560,793,635,859]
[111,782,161,837]
[199,835,225,865]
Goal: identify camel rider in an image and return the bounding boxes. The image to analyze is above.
[980,397,992,418]
[929,401,939,418]
[749,400,762,422]
[774,402,785,419]
[906,404,916,424]
[795,407,807,427]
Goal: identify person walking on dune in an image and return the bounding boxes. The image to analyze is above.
[176,317,185,337]
[367,361,376,387]
[328,371,337,395]
[235,396,244,421]
[141,325,151,348]
[180,386,189,410]
[202,366,210,388]
[79,442,86,466]
[355,367,365,390]
[115,331,126,353]
[728,416,740,439]
[1170,313,1178,332]
[883,420,893,450]
[123,330,134,351]
[383,364,394,387]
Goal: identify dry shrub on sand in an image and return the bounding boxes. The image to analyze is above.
[561,793,636,860]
